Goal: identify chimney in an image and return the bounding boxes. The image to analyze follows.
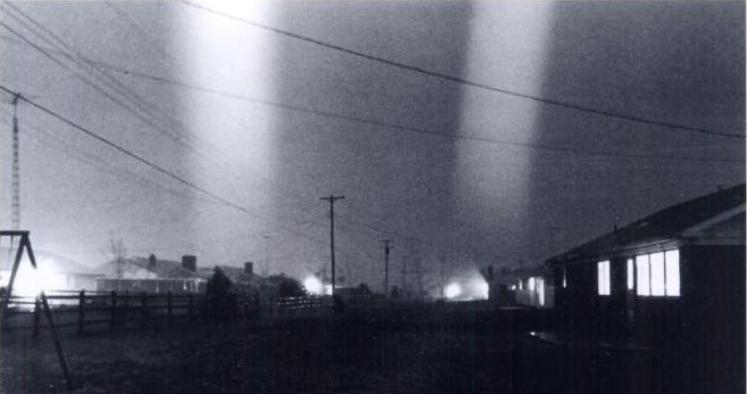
[148,254,156,268]
[244,262,254,276]
[182,255,197,272]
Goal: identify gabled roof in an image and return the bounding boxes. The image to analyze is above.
[95,256,201,279]
[197,265,262,285]
[548,184,745,266]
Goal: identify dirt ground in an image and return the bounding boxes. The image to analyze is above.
[1,312,527,394]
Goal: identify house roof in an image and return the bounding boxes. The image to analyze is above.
[197,265,263,286]
[548,184,745,266]
[95,256,202,279]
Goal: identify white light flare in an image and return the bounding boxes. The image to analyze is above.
[178,1,279,245]
[2,262,66,298]
[444,272,489,301]
[444,282,462,299]
[454,2,554,244]
[303,276,323,295]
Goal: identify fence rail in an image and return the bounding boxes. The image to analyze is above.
[0,290,340,336]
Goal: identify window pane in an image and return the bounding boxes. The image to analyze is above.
[598,261,610,295]
[665,249,681,296]
[636,255,650,296]
[650,252,665,296]
[538,279,545,306]
[627,259,634,290]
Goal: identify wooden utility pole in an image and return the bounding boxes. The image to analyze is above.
[320,195,344,295]
[380,239,393,297]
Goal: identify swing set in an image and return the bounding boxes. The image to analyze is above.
[0,230,72,392]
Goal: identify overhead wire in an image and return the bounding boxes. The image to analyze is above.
[179,0,745,140]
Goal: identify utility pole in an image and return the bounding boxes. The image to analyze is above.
[11,93,21,230]
[320,194,344,296]
[380,239,393,297]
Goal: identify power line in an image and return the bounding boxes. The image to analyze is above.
[0,8,250,187]
[77,58,743,164]
[0,87,373,264]
[0,86,238,209]
[1,31,740,165]
[179,0,745,140]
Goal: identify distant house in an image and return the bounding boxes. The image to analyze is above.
[547,184,744,393]
[96,255,205,294]
[513,266,554,308]
[486,265,553,308]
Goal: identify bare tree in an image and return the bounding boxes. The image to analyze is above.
[104,238,127,280]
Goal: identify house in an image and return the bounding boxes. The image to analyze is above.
[197,262,263,293]
[95,255,205,294]
[547,184,744,393]
[513,265,554,308]
[485,265,554,307]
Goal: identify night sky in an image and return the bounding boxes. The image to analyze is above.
[0,1,743,292]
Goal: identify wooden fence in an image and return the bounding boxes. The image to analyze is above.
[0,291,339,336]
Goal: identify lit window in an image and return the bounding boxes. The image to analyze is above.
[636,255,650,296]
[626,259,634,290]
[528,277,536,292]
[538,278,545,306]
[518,280,523,290]
[562,268,567,288]
[665,249,680,296]
[597,260,610,296]
[634,249,681,297]
[650,252,665,296]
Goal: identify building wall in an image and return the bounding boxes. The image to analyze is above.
[97,278,204,294]
[554,244,745,393]
[676,244,745,394]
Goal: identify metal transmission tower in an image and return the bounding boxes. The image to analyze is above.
[380,239,393,297]
[320,194,344,296]
[10,93,21,230]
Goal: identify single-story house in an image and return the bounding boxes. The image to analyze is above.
[95,255,205,293]
[547,184,744,393]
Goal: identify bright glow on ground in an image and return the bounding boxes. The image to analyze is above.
[303,276,323,295]
[444,270,490,301]
[7,268,66,297]
[444,283,462,299]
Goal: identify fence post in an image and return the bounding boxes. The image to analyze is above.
[110,291,117,327]
[140,292,148,328]
[77,290,85,336]
[32,296,40,340]
[167,292,173,324]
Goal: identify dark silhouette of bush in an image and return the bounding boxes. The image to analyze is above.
[204,267,234,320]
[206,267,232,296]
[275,276,305,298]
